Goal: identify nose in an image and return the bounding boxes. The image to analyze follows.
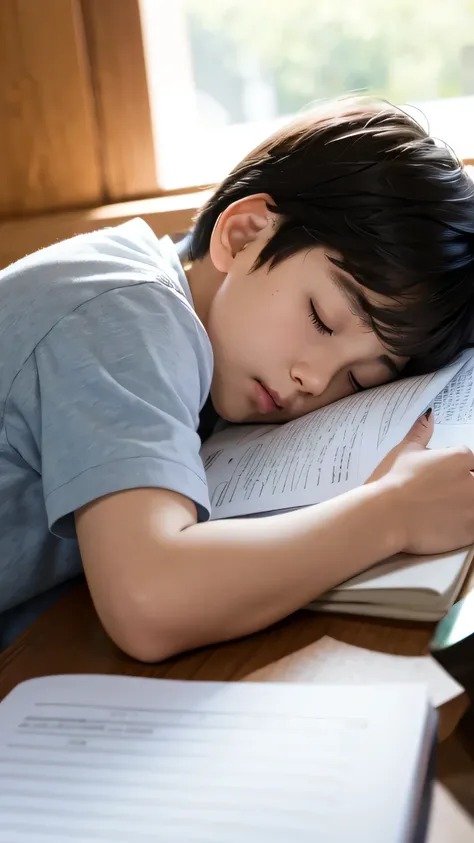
[290,359,333,397]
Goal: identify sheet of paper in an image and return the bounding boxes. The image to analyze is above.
[247,636,464,708]
[430,355,474,450]
[0,674,433,843]
[202,351,471,519]
[428,784,474,843]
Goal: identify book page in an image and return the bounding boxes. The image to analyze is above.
[202,351,472,518]
[430,355,474,450]
[329,545,473,601]
[0,675,432,843]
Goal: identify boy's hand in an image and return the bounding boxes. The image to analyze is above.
[366,411,474,555]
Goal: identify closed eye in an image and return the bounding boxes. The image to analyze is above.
[349,372,364,393]
[309,301,333,336]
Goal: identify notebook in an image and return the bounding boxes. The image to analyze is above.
[0,674,436,843]
[201,349,474,621]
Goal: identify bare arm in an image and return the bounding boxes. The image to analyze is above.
[76,414,474,662]
[76,480,398,662]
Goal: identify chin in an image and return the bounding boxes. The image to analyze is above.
[219,406,253,424]
[223,406,282,425]
[209,390,240,424]
[210,390,256,425]
[211,378,283,425]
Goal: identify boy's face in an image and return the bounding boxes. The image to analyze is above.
[203,197,407,424]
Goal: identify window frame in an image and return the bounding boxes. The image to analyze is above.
[0,0,472,268]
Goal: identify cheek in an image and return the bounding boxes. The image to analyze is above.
[206,283,243,347]
[258,288,307,347]
[318,375,353,406]
[209,273,307,367]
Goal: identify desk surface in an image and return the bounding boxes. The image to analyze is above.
[0,581,469,738]
[0,582,473,838]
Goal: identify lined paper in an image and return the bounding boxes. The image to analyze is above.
[201,351,471,519]
[0,675,433,843]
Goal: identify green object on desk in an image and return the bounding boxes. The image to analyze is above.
[430,591,474,697]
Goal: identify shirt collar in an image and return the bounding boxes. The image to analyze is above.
[158,233,194,308]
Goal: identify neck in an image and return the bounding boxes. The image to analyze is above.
[183,253,225,329]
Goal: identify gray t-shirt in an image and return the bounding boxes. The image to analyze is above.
[0,218,213,620]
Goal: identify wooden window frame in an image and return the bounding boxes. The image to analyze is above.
[0,0,472,268]
[80,0,159,203]
[0,189,212,269]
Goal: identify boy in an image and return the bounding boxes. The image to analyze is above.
[1,97,474,659]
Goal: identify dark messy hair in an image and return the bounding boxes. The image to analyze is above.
[189,96,474,374]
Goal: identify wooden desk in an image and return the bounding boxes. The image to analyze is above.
[0,581,469,738]
[0,582,472,839]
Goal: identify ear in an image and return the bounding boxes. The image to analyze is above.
[209,194,278,274]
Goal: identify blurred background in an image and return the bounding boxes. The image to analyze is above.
[150,0,474,187]
[0,0,473,265]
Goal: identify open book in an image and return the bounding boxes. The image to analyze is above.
[0,674,437,843]
[201,349,474,621]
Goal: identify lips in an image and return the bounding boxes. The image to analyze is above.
[254,380,283,414]
[265,385,284,410]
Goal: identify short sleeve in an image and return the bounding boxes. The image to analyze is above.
[34,282,213,537]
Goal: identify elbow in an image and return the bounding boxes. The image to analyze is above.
[100,588,194,664]
[114,629,178,664]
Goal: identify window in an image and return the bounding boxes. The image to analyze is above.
[141,0,474,190]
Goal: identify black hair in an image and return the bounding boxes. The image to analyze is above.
[190,96,474,374]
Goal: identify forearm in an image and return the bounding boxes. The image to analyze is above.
[147,480,402,654]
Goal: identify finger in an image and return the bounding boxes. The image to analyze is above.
[402,408,434,449]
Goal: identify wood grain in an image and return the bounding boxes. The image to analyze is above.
[0,582,472,827]
[0,581,468,741]
[81,0,158,201]
[0,0,102,215]
[0,190,211,269]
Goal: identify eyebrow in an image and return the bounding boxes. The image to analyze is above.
[328,265,403,380]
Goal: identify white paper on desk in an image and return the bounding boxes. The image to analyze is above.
[249,636,464,708]
[0,674,433,843]
[428,784,474,843]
